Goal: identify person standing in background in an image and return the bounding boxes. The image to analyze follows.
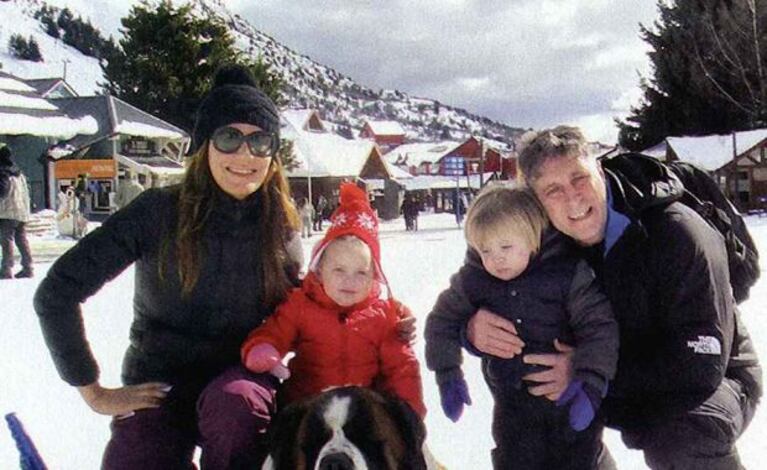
[0,144,33,279]
[114,170,145,210]
[313,194,327,231]
[299,197,314,238]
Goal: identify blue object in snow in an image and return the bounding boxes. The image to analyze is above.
[5,413,48,470]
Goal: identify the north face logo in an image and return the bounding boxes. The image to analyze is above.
[686,336,722,355]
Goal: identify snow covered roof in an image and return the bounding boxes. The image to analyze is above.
[55,95,188,149]
[281,109,326,133]
[0,71,98,138]
[385,160,414,179]
[0,73,36,93]
[666,129,767,171]
[0,111,98,138]
[483,139,512,154]
[384,141,461,167]
[288,131,384,178]
[0,90,58,110]
[114,121,186,140]
[364,120,406,136]
[114,154,185,177]
[400,173,494,191]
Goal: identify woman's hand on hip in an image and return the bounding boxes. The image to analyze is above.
[467,308,525,358]
[77,381,172,416]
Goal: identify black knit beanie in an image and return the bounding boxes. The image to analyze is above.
[191,64,280,154]
[0,144,12,167]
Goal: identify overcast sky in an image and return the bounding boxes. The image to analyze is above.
[229,1,661,144]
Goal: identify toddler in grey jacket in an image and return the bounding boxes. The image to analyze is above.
[424,185,619,469]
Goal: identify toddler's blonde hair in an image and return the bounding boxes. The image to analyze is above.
[465,185,548,254]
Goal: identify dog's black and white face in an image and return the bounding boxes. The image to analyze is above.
[261,386,428,470]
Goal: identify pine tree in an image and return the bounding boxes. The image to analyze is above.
[8,34,26,60]
[8,34,43,62]
[27,37,43,62]
[618,0,767,150]
[101,0,284,133]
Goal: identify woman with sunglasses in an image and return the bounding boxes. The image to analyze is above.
[34,64,303,469]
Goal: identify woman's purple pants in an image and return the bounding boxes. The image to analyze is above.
[101,366,278,470]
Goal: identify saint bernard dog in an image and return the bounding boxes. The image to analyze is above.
[261,386,440,470]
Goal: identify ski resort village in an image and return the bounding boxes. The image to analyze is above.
[1,0,767,468]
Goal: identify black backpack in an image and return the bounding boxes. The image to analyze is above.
[603,153,760,304]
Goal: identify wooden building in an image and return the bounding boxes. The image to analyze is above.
[0,71,97,210]
[359,120,406,151]
[283,111,406,219]
[647,129,767,212]
[48,95,189,215]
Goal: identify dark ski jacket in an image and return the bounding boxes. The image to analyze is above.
[425,230,618,396]
[589,164,763,430]
[34,185,302,387]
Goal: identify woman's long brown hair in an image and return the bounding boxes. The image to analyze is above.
[165,144,300,308]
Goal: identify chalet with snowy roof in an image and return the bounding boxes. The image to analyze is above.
[643,129,767,211]
[281,109,327,133]
[0,71,98,209]
[387,136,511,180]
[385,141,460,175]
[287,130,408,219]
[440,136,511,183]
[49,95,189,215]
[359,120,406,150]
[384,136,510,213]
[278,110,408,218]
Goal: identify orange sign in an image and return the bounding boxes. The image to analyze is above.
[55,159,116,179]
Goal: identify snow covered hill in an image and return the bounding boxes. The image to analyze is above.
[0,0,524,143]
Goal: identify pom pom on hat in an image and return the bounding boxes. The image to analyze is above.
[213,64,258,88]
[191,63,280,154]
[310,183,383,280]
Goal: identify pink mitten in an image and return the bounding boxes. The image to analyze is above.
[244,343,290,379]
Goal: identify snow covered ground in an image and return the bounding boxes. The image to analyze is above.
[1,211,765,469]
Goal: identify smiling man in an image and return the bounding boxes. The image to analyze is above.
[467,126,762,469]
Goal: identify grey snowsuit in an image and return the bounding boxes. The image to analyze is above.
[425,229,618,469]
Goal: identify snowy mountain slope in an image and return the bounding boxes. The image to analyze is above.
[0,0,524,144]
[0,0,106,95]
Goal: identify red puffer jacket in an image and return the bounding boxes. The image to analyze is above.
[241,272,426,417]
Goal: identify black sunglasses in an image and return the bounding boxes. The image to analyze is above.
[211,126,278,158]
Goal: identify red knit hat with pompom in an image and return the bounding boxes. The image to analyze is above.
[309,183,388,289]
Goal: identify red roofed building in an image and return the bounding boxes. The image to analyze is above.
[437,136,513,179]
[359,120,406,150]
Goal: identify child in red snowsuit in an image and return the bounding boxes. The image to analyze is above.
[241,183,425,417]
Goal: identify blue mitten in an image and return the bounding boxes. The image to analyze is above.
[438,377,472,422]
[556,379,602,431]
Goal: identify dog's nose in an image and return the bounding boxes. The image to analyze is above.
[318,452,355,470]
